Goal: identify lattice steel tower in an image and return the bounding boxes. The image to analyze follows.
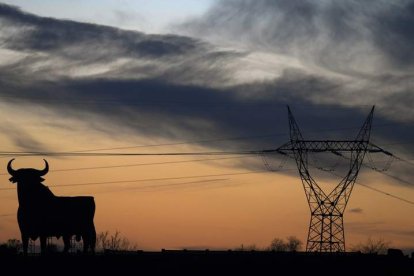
[277,106,375,252]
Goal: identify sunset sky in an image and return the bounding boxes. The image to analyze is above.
[0,0,413,251]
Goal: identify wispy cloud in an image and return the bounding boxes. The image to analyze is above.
[178,0,414,122]
[180,0,414,73]
[0,123,50,152]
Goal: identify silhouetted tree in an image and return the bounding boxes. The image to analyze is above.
[269,238,287,251]
[286,236,303,251]
[96,231,109,251]
[0,239,22,254]
[6,239,22,252]
[350,237,390,254]
[96,230,138,252]
[268,236,303,252]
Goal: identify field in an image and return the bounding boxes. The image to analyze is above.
[1,250,413,275]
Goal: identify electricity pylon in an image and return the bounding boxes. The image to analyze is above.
[277,106,376,252]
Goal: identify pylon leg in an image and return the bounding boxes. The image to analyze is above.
[306,212,345,252]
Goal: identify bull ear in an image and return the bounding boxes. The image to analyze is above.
[38,159,49,176]
[7,159,16,176]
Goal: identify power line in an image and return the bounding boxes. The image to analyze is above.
[322,155,414,204]
[331,150,414,187]
[90,178,231,194]
[0,137,408,159]
[0,144,412,194]
[0,120,402,161]
[0,170,274,191]
[356,182,414,205]
[323,165,414,206]
[57,123,404,152]
[0,130,410,206]
[0,95,376,108]
[0,156,257,175]
[0,150,264,157]
[275,151,414,206]
[0,154,413,219]
[327,166,414,206]
[366,164,414,186]
[2,162,412,207]
[388,155,414,168]
[65,135,282,152]
[1,165,413,219]
[49,140,414,158]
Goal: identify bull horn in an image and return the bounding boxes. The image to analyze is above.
[38,159,49,176]
[7,159,16,176]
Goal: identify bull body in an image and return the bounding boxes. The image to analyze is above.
[8,159,96,254]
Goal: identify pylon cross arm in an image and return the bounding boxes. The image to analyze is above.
[277,140,369,153]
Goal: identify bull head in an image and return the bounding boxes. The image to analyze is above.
[7,159,49,183]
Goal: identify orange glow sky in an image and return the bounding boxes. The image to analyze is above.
[0,112,413,251]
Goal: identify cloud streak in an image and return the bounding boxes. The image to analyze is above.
[348,208,363,214]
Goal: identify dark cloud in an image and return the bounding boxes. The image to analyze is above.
[0,3,246,87]
[0,2,413,189]
[372,1,414,68]
[0,70,384,151]
[0,3,201,59]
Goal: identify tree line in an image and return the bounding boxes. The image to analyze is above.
[0,233,392,254]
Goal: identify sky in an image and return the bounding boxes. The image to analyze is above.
[0,0,214,33]
[0,0,413,252]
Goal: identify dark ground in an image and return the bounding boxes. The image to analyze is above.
[1,250,413,275]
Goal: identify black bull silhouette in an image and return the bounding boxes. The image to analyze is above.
[8,159,96,254]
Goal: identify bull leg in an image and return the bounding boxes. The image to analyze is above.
[81,224,96,254]
[21,234,29,256]
[90,225,96,254]
[40,236,47,255]
[83,235,89,253]
[63,236,71,253]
